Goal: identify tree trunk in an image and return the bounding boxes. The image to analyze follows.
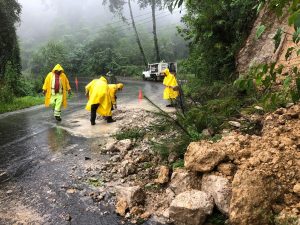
[151,0,160,62]
[128,0,148,67]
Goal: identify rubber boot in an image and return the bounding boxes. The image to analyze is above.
[106,116,116,123]
[55,116,62,121]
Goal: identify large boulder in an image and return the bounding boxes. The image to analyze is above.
[229,169,275,225]
[184,142,226,172]
[115,185,145,208]
[169,168,201,195]
[169,190,214,225]
[201,174,232,215]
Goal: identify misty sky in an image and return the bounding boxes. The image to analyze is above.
[17,0,184,46]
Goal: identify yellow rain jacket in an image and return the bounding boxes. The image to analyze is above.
[108,83,124,105]
[85,76,112,116]
[163,68,179,100]
[42,64,71,108]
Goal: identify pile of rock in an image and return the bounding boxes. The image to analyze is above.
[162,104,300,225]
[89,106,299,225]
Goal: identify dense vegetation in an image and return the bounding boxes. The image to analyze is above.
[25,25,187,79]
[0,0,22,99]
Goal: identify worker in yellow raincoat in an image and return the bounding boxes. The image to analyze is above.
[108,83,124,110]
[42,64,71,121]
[162,68,179,107]
[85,76,115,125]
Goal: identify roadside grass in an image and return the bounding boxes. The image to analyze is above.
[0,96,44,114]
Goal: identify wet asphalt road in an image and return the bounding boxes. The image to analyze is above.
[0,79,166,225]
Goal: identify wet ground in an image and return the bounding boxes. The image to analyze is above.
[0,79,167,225]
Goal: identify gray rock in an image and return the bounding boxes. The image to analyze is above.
[169,190,214,225]
[169,168,201,195]
[228,121,241,128]
[115,185,145,208]
[118,160,136,177]
[201,174,232,215]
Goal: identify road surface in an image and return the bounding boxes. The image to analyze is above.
[0,79,167,225]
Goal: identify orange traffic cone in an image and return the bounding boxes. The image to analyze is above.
[138,88,143,102]
[75,77,79,92]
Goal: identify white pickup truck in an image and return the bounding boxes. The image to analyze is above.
[142,62,177,81]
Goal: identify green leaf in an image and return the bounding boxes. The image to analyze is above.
[262,75,272,88]
[296,77,300,93]
[290,90,300,102]
[270,63,276,75]
[273,28,283,52]
[293,28,300,44]
[283,76,292,89]
[293,66,298,74]
[256,25,266,39]
[262,64,268,73]
[285,47,295,60]
[276,64,284,75]
[294,12,300,29]
[246,79,254,90]
[256,2,264,14]
[255,74,263,86]
[296,49,300,56]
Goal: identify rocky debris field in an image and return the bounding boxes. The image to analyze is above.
[79,104,300,225]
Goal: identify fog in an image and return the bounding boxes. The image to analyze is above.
[17,0,184,47]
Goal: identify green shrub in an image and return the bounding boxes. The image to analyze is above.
[115,128,145,141]
[0,85,15,103]
[172,159,184,169]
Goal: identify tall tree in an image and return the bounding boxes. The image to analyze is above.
[0,0,21,76]
[151,0,161,61]
[128,0,148,66]
[102,0,148,66]
[138,0,162,62]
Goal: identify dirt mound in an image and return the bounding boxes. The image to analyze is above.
[195,104,300,224]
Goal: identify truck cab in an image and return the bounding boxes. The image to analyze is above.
[142,62,177,81]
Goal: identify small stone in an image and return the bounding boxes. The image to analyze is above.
[286,102,294,108]
[116,198,128,216]
[228,121,241,128]
[254,106,264,111]
[129,206,143,216]
[140,211,151,219]
[293,183,300,196]
[66,188,76,194]
[6,190,12,194]
[62,213,72,221]
[155,166,170,184]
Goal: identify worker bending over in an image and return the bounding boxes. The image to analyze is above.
[162,68,179,107]
[85,76,115,125]
[42,64,71,121]
[108,83,124,110]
